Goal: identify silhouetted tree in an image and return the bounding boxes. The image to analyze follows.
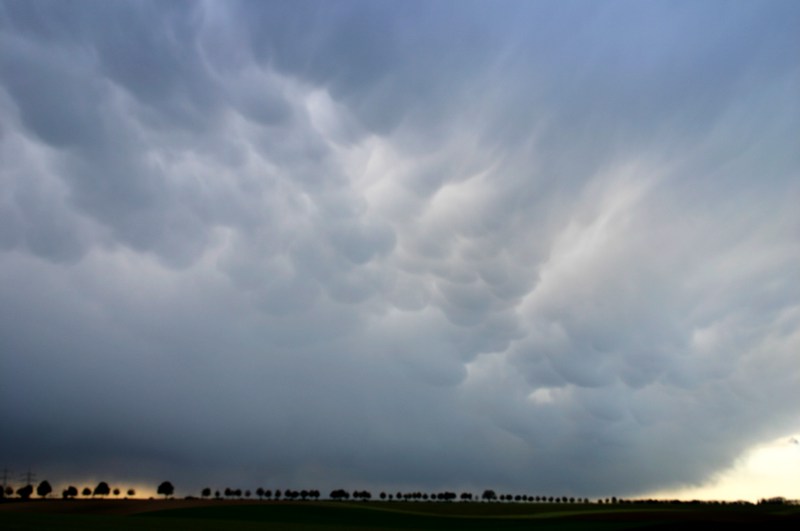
[93,482,110,498]
[482,489,497,501]
[264,489,272,499]
[245,489,251,498]
[17,485,33,499]
[5,486,12,497]
[330,489,349,500]
[256,487,264,500]
[127,489,135,497]
[224,487,233,498]
[37,480,52,498]
[82,487,91,497]
[274,489,282,499]
[202,487,211,498]
[234,488,242,499]
[214,490,221,499]
[113,488,120,497]
[157,481,174,499]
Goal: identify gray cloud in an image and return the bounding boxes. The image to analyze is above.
[1,0,799,498]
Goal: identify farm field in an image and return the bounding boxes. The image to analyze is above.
[2,499,800,530]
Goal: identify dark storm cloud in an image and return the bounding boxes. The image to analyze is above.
[1,0,799,498]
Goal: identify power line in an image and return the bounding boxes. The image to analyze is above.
[20,468,36,487]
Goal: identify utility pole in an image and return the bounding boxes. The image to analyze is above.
[21,468,35,487]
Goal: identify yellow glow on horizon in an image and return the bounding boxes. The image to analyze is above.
[643,433,800,502]
[33,479,159,500]
[17,435,800,503]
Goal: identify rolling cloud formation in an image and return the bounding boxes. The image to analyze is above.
[1,0,799,496]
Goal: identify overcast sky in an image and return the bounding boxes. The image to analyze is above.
[1,0,799,499]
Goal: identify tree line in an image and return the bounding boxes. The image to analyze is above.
[0,480,172,500]
[2,480,795,507]
[0,479,596,504]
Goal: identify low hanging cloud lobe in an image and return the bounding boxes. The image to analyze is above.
[1,0,799,497]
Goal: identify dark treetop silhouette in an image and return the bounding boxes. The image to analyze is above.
[157,481,175,499]
[36,480,52,498]
[93,481,110,498]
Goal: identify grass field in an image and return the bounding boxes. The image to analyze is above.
[2,499,799,530]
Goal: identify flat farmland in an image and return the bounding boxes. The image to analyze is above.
[2,499,799,530]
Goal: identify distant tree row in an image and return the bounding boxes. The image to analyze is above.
[0,481,136,500]
[2,479,795,507]
[197,487,322,501]
[327,489,590,503]
[63,482,135,499]
[181,487,786,506]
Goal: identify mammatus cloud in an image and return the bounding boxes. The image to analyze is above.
[1,0,799,498]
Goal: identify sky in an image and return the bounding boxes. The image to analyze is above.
[1,0,799,501]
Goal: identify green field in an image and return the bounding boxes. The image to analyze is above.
[2,500,799,530]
